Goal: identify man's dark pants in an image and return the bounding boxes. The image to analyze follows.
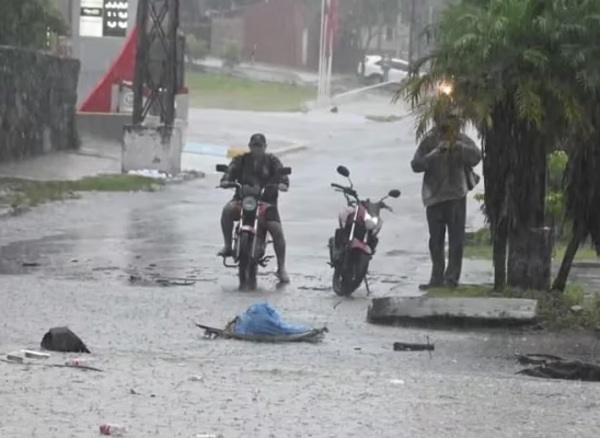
[426,197,466,286]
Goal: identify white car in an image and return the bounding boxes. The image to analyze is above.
[357,55,409,85]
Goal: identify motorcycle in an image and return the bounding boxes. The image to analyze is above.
[328,165,401,296]
[216,164,292,291]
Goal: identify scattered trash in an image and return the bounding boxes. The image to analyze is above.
[41,326,91,353]
[6,352,24,363]
[389,379,405,385]
[570,305,583,313]
[99,423,127,436]
[128,273,196,287]
[22,350,50,359]
[65,357,92,368]
[22,261,40,267]
[393,341,435,352]
[127,169,169,179]
[516,353,600,382]
[188,375,204,382]
[194,302,328,343]
[155,277,197,287]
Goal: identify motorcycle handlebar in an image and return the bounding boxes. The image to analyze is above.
[331,183,357,198]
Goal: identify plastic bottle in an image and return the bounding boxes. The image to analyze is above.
[65,357,91,367]
[99,424,127,436]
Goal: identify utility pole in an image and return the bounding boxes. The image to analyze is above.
[132,0,181,126]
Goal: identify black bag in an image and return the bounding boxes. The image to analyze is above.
[465,167,481,191]
[41,326,91,353]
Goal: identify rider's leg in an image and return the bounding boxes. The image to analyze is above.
[265,207,289,283]
[218,200,238,256]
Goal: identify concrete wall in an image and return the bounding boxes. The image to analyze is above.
[0,46,80,162]
[243,0,311,70]
[70,0,138,107]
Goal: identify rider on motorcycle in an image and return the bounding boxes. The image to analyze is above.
[217,133,291,283]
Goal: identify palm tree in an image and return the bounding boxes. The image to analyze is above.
[396,0,595,291]
[549,7,600,291]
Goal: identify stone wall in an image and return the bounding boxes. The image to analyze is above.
[0,46,80,162]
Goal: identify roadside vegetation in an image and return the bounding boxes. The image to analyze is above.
[186,71,314,112]
[397,0,600,294]
[426,284,600,332]
[395,0,600,332]
[0,175,164,212]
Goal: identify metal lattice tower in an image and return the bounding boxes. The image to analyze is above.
[132,0,180,126]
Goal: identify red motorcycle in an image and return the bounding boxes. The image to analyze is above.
[328,165,401,296]
[216,164,291,291]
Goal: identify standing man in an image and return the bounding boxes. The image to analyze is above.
[411,111,482,290]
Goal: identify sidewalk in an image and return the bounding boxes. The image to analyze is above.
[0,139,121,181]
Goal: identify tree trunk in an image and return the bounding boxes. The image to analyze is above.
[506,127,549,290]
[507,226,553,290]
[552,230,586,292]
[492,218,508,290]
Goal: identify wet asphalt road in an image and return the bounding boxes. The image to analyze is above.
[1,108,599,437]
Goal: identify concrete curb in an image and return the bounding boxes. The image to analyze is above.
[367,296,539,329]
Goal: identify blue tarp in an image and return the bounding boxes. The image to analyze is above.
[233,302,311,336]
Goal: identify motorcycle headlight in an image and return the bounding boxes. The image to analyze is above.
[242,196,258,211]
[364,214,379,230]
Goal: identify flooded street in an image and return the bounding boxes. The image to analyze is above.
[1,109,599,437]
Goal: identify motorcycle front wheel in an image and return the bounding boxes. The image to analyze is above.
[238,233,258,291]
[332,249,370,296]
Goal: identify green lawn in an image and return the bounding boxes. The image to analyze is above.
[464,228,599,261]
[0,175,164,209]
[186,71,315,112]
[425,283,600,331]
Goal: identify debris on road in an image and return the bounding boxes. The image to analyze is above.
[22,350,50,359]
[6,352,24,363]
[129,273,197,287]
[41,326,91,353]
[99,423,127,436]
[194,302,328,343]
[393,341,435,352]
[516,353,600,382]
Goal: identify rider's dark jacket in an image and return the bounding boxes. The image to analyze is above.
[221,152,289,204]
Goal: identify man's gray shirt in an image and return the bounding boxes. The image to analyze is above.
[411,129,482,207]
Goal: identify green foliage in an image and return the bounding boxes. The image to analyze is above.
[0,0,68,49]
[427,283,600,331]
[223,41,242,69]
[0,175,164,209]
[341,0,401,51]
[185,34,209,64]
[395,0,600,290]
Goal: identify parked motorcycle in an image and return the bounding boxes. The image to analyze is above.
[216,164,292,291]
[328,165,401,296]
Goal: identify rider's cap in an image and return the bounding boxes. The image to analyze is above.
[249,133,267,147]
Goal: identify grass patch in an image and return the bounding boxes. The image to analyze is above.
[186,71,314,112]
[426,283,600,331]
[0,175,163,209]
[465,227,599,261]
